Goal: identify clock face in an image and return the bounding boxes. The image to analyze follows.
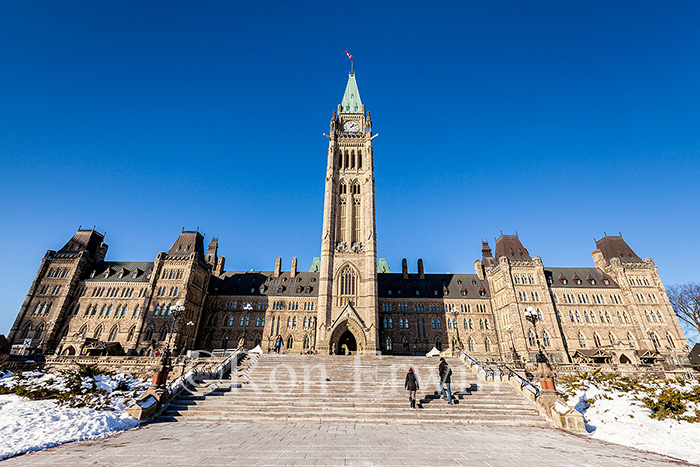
[343,121,360,132]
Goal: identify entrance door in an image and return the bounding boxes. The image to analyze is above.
[338,330,357,355]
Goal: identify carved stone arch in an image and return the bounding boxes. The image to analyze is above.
[329,318,367,355]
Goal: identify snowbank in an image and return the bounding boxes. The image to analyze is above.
[560,374,700,464]
[0,368,149,460]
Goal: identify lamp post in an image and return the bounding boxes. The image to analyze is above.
[450,305,462,351]
[524,306,547,364]
[240,302,253,349]
[524,306,556,397]
[152,300,185,388]
[39,320,54,354]
[646,328,659,354]
[505,325,519,364]
[181,320,195,356]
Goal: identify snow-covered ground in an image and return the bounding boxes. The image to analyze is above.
[0,367,148,460]
[559,374,700,464]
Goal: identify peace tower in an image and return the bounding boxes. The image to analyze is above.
[316,72,379,354]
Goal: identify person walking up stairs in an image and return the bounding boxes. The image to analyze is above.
[404,367,419,409]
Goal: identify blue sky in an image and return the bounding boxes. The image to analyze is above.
[1,1,699,342]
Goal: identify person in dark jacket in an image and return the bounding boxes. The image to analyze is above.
[438,357,453,404]
[274,335,283,353]
[405,367,419,408]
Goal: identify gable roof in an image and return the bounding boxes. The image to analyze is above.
[545,268,618,289]
[377,273,490,299]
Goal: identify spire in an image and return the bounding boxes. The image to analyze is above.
[340,73,363,114]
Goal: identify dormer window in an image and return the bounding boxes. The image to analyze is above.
[575,279,582,285]
[296,286,302,293]
[132,271,138,279]
[561,279,568,285]
[90,271,95,278]
[590,279,596,285]
[259,285,265,293]
[388,290,392,295]
[277,287,283,293]
[461,289,467,296]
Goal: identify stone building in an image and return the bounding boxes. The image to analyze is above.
[6,71,690,366]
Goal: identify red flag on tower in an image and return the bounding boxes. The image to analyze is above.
[345,50,353,61]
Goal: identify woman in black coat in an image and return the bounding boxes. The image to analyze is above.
[404,367,419,409]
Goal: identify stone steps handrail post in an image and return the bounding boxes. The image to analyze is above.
[458,350,494,382]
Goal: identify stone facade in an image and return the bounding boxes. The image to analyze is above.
[6,72,690,366]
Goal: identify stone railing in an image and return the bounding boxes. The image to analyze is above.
[457,351,585,431]
[45,355,163,379]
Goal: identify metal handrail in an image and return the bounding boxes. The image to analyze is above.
[167,349,246,397]
[458,350,495,379]
[501,364,541,398]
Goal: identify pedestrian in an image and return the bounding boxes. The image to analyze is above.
[405,367,419,409]
[438,357,453,404]
[274,335,283,353]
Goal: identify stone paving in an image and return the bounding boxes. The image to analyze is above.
[3,422,691,466]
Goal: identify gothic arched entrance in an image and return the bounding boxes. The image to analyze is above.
[338,330,357,355]
[328,318,366,355]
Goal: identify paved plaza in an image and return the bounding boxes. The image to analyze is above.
[3,422,691,466]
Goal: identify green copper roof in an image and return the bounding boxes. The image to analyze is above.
[340,73,363,114]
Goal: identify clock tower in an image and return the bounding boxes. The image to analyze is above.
[316,71,379,354]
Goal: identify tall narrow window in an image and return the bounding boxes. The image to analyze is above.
[339,266,357,297]
[352,199,360,244]
[338,199,347,243]
[357,151,362,168]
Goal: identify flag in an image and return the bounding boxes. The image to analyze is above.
[345,50,353,61]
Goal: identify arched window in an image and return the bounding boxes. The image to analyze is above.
[388,318,393,329]
[598,311,604,322]
[222,335,229,349]
[528,330,536,347]
[447,319,451,329]
[303,317,307,327]
[127,326,136,342]
[468,318,474,330]
[479,319,484,329]
[645,310,651,322]
[339,266,357,296]
[484,318,490,330]
[666,332,675,348]
[386,336,392,351]
[435,337,442,351]
[257,317,261,327]
[617,311,623,323]
[578,331,587,348]
[575,311,581,322]
[437,319,441,329]
[292,316,297,327]
[608,331,617,346]
[287,317,292,327]
[569,311,574,322]
[627,332,636,349]
[656,311,663,322]
[584,311,590,322]
[287,335,294,349]
[623,312,630,324]
[35,323,45,341]
[604,311,611,323]
[303,335,311,350]
[144,325,154,341]
[78,324,88,338]
[93,325,103,340]
[542,330,551,347]
[431,318,436,329]
[383,318,388,329]
[402,336,409,351]
[593,333,602,347]
[108,325,119,341]
[159,325,169,341]
[464,318,468,329]
[133,305,141,317]
[484,338,492,352]
[468,337,475,352]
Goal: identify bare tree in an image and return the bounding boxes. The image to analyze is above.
[667,283,700,341]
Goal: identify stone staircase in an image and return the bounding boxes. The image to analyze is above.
[157,354,550,426]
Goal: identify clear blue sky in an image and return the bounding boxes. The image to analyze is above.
[1,1,699,343]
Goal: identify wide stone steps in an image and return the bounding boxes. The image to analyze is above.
[156,355,549,427]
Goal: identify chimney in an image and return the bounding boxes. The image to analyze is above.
[290,257,297,278]
[402,258,408,279]
[274,256,282,278]
[418,259,425,280]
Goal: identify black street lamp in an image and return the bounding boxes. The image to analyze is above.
[646,328,659,354]
[524,306,547,364]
